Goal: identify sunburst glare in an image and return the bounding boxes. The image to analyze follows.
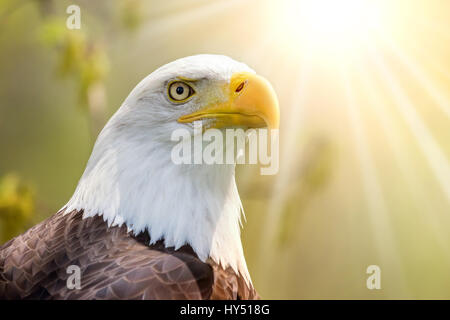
[1,0,450,299]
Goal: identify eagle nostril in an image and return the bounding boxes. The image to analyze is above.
[235,81,246,93]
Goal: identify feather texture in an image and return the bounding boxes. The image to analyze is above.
[0,210,258,299]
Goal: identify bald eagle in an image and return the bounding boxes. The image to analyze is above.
[0,55,279,300]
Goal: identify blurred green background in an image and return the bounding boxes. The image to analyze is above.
[1,0,450,299]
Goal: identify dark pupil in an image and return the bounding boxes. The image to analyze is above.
[176,86,184,95]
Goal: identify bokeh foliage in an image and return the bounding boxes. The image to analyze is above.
[3,0,448,300]
[0,0,143,242]
[0,174,35,243]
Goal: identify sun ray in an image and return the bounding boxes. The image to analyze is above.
[255,48,314,280]
[389,40,450,84]
[339,63,409,297]
[377,36,450,120]
[353,57,450,254]
[139,0,245,40]
[364,42,450,205]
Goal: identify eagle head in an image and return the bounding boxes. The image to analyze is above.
[64,54,279,284]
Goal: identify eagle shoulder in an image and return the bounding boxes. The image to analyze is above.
[0,210,257,300]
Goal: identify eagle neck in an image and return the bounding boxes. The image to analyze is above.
[63,128,251,285]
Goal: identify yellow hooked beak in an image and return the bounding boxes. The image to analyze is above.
[177,72,279,129]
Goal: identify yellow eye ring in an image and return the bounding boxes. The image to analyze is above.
[168,81,195,103]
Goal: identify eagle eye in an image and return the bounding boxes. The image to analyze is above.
[168,81,195,102]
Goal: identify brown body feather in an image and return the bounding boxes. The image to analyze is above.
[0,211,258,300]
